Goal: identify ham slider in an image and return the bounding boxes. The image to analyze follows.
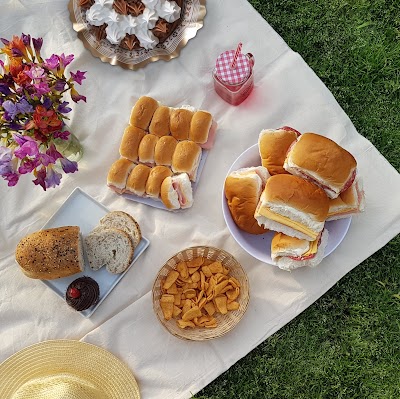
[254,174,329,241]
[145,165,172,199]
[327,177,365,221]
[125,164,152,197]
[130,96,159,130]
[149,106,171,137]
[160,173,193,210]
[171,140,202,182]
[170,108,194,141]
[271,229,329,271]
[284,133,357,199]
[258,126,300,175]
[154,136,178,166]
[189,110,218,150]
[119,126,146,162]
[107,158,135,194]
[138,134,159,165]
[224,166,270,234]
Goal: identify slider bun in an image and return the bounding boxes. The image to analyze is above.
[119,125,146,161]
[107,158,135,193]
[258,128,298,175]
[149,106,171,137]
[284,133,357,197]
[171,140,202,181]
[138,134,159,164]
[170,108,194,141]
[271,229,329,270]
[189,111,212,144]
[15,226,84,280]
[263,174,329,222]
[160,176,180,210]
[225,167,270,234]
[154,136,178,166]
[160,173,193,210]
[145,165,172,198]
[129,96,159,130]
[125,164,151,196]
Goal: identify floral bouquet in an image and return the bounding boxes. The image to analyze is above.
[0,33,86,190]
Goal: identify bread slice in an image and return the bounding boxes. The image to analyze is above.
[15,226,84,280]
[84,228,134,274]
[99,211,142,248]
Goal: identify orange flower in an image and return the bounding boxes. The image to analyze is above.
[33,105,62,135]
[9,58,23,78]
[14,66,31,86]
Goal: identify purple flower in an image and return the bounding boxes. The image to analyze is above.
[0,146,13,175]
[18,158,39,174]
[60,157,78,173]
[4,172,19,186]
[32,37,43,53]
[13,133,29,146]
[54,79,66,92]
[0,59,4,73]
[33,166,46,190]
[45,165,62,189]
[71,86,86,103]
[44,54,59,70]
[17,98,34,114]
[46,143,63,162]
[9,121,24,130]
[11,48,24,57]
[25,66,45,80]
[14,137,39,159]
[1,38,10,46]
[39,153,54,167]
[42,97,52,109]
[3,100,19,120]
[54,129,71,140]
[33,81,50,96]
[57,101,72,114]
[0,83,11,95]
[59,53,74,68]
[21,33,31,46]
[70,70,86,85]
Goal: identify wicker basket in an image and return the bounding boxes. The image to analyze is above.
[152,246,250,341]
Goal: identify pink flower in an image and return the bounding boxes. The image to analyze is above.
[70,70,86,85]
[44,54,59,70]
[14,136,39,159]
[59,53,74,68]
[25,65,45,80]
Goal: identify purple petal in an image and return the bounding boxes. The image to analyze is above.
[70,70,86,85]
[0,83,11,95]
[25,66,45,80]
[33,81,50,95]
[54,80,66,92]
[17,98,34,114]
[53,130,71,140]
[57,101,72,114]
[45,166,62,189]
[44,54,59,70]
[14,140,39,159]
[46,143,63,162]
[4,172,20,187]
[59,53,74,67]
[42,97,52,109]
[32,37,43,53]
[18,158,39,174]
[1,38,10,46]
[60,157,78,173]
[2,100,19,120]
[12,48,23,57]
[13,133,33,146]
[21,33,31,46]
[33,167,46,190]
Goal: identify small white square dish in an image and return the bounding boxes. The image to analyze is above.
[41,187,150,317]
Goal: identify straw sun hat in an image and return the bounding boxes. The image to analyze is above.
[0,340,140,399]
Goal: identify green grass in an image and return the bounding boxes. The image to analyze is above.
[196,1,400,398]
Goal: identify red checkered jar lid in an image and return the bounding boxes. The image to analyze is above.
[215,50,251,85]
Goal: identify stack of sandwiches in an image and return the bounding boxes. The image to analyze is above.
[225,127,365,271]
[108,96,218,210]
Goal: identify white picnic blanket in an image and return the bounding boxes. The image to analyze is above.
[1,1,399,398]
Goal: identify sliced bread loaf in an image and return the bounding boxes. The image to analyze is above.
[99,211,142,249]
[84,228,134,274]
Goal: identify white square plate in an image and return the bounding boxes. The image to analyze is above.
[41,187,150,317]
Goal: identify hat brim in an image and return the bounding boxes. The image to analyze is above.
[0,340,140,399]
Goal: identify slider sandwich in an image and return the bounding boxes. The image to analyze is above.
[119,125,146,162]
[161,173,193,210]
[154,136,178,166]
[125,164,152,197]
[145,165,172,199]
[189,110,218,150]
[224,166,270,234]
[258,126,300,175]
[327,177,365,221]
[271,229,329,271]
[170,108,194,141]
[284,133,357,199]
[138,134,159,165]
[107,158,135,194]
[149,106,171,137]
[171,140,202,182]
[130,96,159,130]
[254,174,329,241]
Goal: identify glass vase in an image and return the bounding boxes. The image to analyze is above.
[54,132,83,163]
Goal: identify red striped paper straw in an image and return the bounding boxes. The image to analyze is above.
[230,42,242,69]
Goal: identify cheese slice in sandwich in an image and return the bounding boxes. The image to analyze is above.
[160,173,193,210]
[327,177,365,220]
[284,133,357,199]
[254,174,329,241]
[271,229,329,271]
